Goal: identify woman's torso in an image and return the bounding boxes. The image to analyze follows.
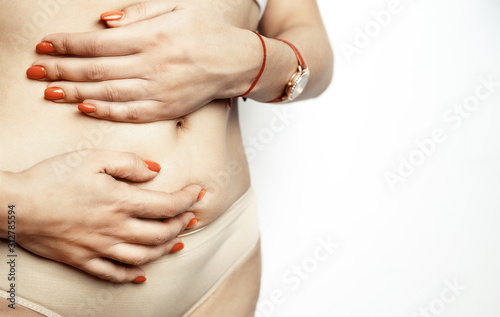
[0,2,263,315]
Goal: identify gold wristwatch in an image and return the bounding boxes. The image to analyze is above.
[271,39,310,103]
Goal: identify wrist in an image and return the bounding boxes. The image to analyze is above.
[0,171,23,239]
[219,28,264,99]
[245,37,298,102]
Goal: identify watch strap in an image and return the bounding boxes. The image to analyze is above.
[271,38,308,103]
[275,38,308,69]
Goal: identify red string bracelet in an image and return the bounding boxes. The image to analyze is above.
[237,30,267,98]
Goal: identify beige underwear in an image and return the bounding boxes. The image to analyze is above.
[0,187,259,317]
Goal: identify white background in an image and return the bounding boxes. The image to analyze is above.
[240,0,500,316]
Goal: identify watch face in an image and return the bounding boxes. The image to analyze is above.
[289,70,310,100]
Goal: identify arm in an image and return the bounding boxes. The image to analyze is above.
[244,0,334,102]
[28,0,332,122]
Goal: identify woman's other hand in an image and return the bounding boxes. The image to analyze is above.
[0,149,203,283]
[29,0,261,122]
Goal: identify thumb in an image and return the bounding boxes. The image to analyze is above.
[94,150,161,182]
[100,0,180,27]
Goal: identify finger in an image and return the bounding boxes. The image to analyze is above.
[121,212,194,245]
[39,27,142,56]
[80,257,145,283]
[89,150,160,181]
[102,0,181,27]
[32,55,142,82]
[45,79,150,103]
[124,184,204,218]
[78,99,169,123]
[105,238,184,267]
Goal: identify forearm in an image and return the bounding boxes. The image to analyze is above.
[253,25,333,102]
[232,0,334,102]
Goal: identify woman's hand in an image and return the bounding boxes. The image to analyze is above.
[1,149,203,283]
[29,0,261,122]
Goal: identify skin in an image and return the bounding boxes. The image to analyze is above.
[0,0,332,315]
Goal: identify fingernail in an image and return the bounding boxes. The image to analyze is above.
[26,66,46,79]
[197,189,206,201]
[186,218,198,229]
[144,160,161,172]
[44,87,64,100]
[36,41,54,54]
[101,11,124,21]
[133,276,147,283]
[170,243,185,253]
[78,103,96,113]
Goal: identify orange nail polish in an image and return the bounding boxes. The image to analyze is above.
[171,243,184,253]
[133,276,147,283]
[186,218,198,229]
[44,87,64,100]
[144,160,161,172]
[101,11,124,21]
[78,103,96,113]
[26,66,46,79]
[197,189,206,201]
[36,41,54,54]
